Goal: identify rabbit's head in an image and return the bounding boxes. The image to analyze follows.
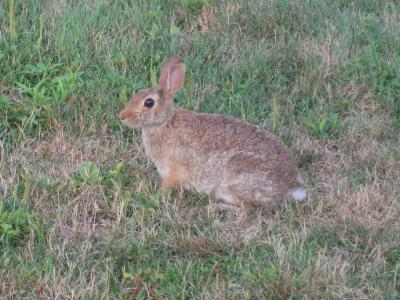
[120,56,185,128]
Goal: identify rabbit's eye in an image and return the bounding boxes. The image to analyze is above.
[144,98,155,108]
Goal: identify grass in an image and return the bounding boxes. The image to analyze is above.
[0,0,399,298]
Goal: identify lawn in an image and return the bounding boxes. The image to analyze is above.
[1,0,399,298]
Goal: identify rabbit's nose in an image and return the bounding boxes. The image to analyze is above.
[120,110,129,121]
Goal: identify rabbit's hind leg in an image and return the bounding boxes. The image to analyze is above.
[206,186,240,212]
[213,186,241,207]
[206,186,247,222]
[213,185,256,213]
[208,186,256,223]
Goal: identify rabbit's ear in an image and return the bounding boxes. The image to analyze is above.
[159,56,185,94]
[166,63,185,94]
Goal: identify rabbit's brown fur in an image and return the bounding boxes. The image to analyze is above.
[120,56,306,212]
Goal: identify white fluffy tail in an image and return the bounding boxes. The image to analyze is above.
[289,186,307,202]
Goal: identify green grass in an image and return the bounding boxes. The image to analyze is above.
[1,0,400,298]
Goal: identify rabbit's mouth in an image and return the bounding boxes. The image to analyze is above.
[120,107,175,128]
[120,111,143,128]
[120,118,140,128]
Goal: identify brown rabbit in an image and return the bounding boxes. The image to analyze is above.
[120,56,307,213]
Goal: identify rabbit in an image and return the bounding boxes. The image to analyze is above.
[120,56,307,213]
